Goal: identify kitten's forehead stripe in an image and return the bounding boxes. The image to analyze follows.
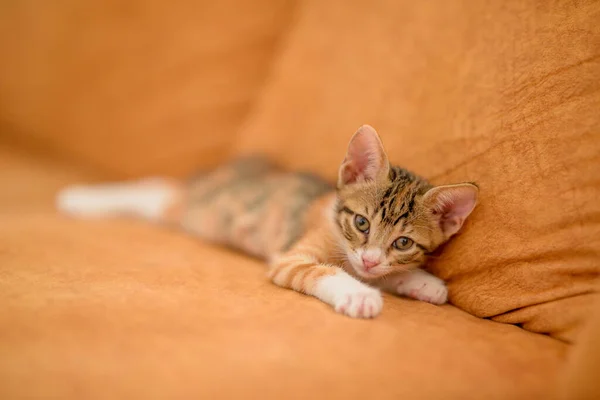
[393,213,407,226]
[388,196,396,210]
[383,186,393,199]
[407,195,416,214]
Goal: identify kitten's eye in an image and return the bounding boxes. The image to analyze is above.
[354,214,370,233]
[393,236,414,250]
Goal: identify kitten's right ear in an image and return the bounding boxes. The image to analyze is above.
[338,125,390,188]
[422,183,479,240]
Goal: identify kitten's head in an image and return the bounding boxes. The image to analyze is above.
[334,125,478,280]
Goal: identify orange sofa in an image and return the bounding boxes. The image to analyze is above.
[1,1,599,399]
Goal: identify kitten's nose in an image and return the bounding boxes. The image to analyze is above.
[362,256,380,270]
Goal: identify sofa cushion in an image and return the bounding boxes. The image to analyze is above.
[233,0,600,341]
[0,214,566,400]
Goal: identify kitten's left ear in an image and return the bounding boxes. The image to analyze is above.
[422,183,479,239]
[338,125,390,188]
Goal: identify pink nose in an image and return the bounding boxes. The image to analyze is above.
[362,256,380,270]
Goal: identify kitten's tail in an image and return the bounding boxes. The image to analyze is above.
[56,177,184,224]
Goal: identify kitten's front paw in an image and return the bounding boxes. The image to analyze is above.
[397,271,448,305]
[314,272,383,318]
[334,286,383,318]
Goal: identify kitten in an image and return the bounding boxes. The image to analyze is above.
[57,125,478,318]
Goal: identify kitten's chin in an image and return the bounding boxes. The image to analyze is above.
[356,270,383,280]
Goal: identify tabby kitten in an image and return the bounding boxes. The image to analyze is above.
[57,125,478,318]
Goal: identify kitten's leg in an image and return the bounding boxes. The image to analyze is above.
[56,178,183,224]
[386,269,448,305]
[268,253,383,318]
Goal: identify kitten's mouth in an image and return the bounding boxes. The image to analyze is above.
[358,270,381,279]
[350,262,387,280]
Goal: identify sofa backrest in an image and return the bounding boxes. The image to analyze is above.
[0,0,296,177]
[234,0,600,341]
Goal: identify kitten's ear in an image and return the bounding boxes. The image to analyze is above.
[338,125,390,188]
[423,183,479,239]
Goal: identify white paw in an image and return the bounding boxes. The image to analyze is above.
[314,272,383,318]
[396,270,448,305]
[334,287,383,318]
